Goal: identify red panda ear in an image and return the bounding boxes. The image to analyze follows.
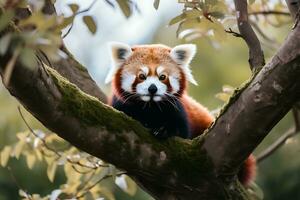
[105,42,132,84]
[170,44,198,85]
[109,42,132,64]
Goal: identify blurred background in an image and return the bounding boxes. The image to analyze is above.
[0,0,299,199]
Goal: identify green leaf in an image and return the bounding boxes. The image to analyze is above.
[153,0,160,10]
[211,20,227,42]
[56,16,75,31]
[116,0,131,18]
[169,13,186,26]
[99,187,116,200]
[47,162,57,182]
[248,182,264,200]
[1,146,12,167]
[210,11,225,19]
[0,33,12,55]
[83,15,97,34]
[14,140,26,159]
[115,175,137,196]
[124,176,137,196]
[206,0,218,5]
[19,190,30,198]
[69,3,79,13]
[169,9,202,27]
[0,10,14,32]
[248,0,256,4]
[215,92,230,102]
[222,85,234,94]
[26,153,36,169]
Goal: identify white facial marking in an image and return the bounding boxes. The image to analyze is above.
[169,76,180,94]
[136,76,167,101]
[121,72,136,92]
[141,66,149,75]
[156,66,164,75]
[153,96,162,102]
[141,96,151,101]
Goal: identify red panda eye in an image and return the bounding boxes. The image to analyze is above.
[139,74,146,80]
[159,74,166,81]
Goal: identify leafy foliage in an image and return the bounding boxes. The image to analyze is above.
[0,115,136,199]
[171,0,290,45]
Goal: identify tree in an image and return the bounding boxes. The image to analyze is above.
[0,0,300,199]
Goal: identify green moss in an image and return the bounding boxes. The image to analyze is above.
[161,135,214,184]
[46,66,148,135]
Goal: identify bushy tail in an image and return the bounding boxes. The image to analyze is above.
[238,154,256,186]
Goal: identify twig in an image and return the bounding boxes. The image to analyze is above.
[249,11,290,16]
[3,47,20,86]
[292,107,300,131]
[7,166,33,200]
[225,28,243,38]
[256,128,298,163]
[75,172,126,199]
[250,20,276,43]
[17,106,108,170]
[233,0,265,71]
[62,0,97,38]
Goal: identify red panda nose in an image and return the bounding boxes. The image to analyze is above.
[148,84,158,95]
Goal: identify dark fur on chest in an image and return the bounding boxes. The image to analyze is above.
[112,96,190,139]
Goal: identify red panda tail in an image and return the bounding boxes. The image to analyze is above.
[238,154,256,186]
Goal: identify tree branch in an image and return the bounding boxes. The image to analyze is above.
[249,11,290,16]
[256,128,298,163]
[233,0,265,71]
[203,20,300,179]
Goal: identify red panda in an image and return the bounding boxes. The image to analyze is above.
[105,42,256,186]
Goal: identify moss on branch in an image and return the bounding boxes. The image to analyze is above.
[46,65,218,180]
[47,66,146,133]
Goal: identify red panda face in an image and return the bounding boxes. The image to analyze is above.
[106,43,197,102]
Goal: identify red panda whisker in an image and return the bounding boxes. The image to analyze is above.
[164,94,180,111]
[123,94,139,104]
[154,101,163,112]
[142,101,149,110]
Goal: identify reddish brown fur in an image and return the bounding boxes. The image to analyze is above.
[181,95,215,138]
[110,44,256,186]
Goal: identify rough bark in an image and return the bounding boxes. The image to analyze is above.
[0,4,300,200]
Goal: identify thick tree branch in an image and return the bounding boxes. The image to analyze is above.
[233,0,265,71]
[203,21,300,179]
[0,56,240,199]
[39,47,107,103]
